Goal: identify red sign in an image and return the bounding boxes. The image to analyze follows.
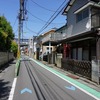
[63,44,66,58]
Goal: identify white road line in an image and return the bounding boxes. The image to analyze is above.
[30,58,100,100]
[8,78,17,100]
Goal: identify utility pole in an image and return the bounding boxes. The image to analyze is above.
[17,0,27,58]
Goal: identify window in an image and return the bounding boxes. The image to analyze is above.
[78,48,82,60]
[77,12,82,22]
[76,8,89,22]
[72,48,77,59]
[83,47,89,60]
[72,48,82,60]
[83,9,89,19]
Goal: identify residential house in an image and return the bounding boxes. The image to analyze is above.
[35,35,43,60]
[54,25,67,67]
[28,37,33,57]
[61,0,100,61]
[61,0,100,82]
[41,25,68,65]
[32,36,38,59]
[35,0,100,83]
[41,29,57,63]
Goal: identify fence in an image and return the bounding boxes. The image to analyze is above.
[61,59,91,79]
[0,52,14,67]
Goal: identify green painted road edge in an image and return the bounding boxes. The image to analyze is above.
[30,58,100,99]
[15,58,21,77]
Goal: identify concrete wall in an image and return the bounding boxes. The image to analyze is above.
[55,53,62,68]
[0,52,14,67]
[92,60,100,84]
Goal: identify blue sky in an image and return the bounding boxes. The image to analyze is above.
[0,0,68,39]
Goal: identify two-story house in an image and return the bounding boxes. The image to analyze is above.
[54,25,67,67]
[62,0,100,61]
[41,29,57,62]
[59,0,100,81]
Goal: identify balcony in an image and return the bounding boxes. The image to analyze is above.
[91,13,100,28]
[51,32,66,41]
[42,33,64,44]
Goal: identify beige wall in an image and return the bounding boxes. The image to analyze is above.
[41,29,57,56]
[42,46,56,55]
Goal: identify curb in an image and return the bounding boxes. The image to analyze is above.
[15,59,21,77]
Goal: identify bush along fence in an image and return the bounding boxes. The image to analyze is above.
[15,59,21,76]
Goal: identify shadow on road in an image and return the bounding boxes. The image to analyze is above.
[0,60,15,73]
[0,79,11,100]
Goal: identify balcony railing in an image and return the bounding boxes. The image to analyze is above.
[42,34,51,43]
[42,33,64,43]
[91,13,100,28]
[51,33,64,41]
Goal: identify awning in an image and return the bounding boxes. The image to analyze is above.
[42,30,98,45]
[42,40,62,46]
[61,30,98,43]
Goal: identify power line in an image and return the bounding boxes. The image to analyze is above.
[37,0,66,35]
[30,0,56,12]
[27,10,46,22]
[25,22,38,35]
[14,28,18,35]
[37,0,67,35]
[12,17,17,28]
[27,11,65,24]
[28,19,65,24]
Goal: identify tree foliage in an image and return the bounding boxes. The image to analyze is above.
[0,16,14,51]
[11,41,18,57]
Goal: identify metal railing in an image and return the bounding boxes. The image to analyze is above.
[42,33,64,43]
[42,34,51,43]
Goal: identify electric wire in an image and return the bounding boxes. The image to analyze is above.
[12,17,17,28]
[37,0,67,35]
[25,22,38,35]
[27,10,46,23]
[30,0,56,12]
[27,10,65,25]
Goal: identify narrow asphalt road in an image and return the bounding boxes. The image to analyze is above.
[13,56,100,100]
[0,60,15,100]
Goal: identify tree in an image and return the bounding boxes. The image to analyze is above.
[0,16,14,51]
[11,41,18,57]
[0,29,7,51]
